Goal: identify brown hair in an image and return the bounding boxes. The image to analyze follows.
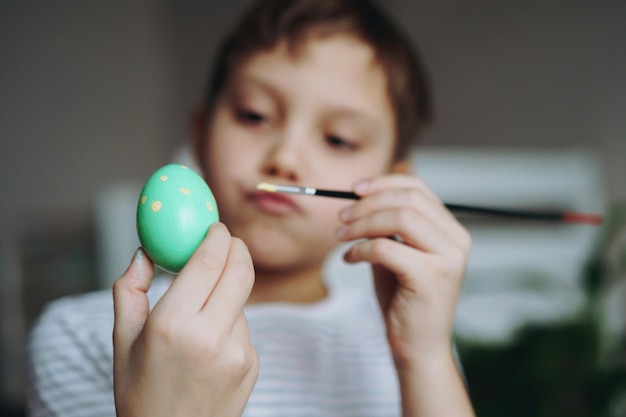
[204,0,434,160]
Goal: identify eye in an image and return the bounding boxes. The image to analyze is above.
[325,134,357,151]
[235,109,267,125]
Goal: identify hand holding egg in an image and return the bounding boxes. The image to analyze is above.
[136,164,219,273]
[117,171,256,417]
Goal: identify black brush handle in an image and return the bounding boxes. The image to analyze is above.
[314,189,360,199]
[444,203,563,221]
[311,188,601,224]
[313,189,563,221]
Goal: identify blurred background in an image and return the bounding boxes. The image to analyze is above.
[1,0,625,416]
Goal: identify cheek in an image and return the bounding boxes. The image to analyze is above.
[204,114,253,182]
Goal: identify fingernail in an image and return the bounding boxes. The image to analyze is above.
[136,248,145,280]
[336,226,349,240]
[354,180,370,195]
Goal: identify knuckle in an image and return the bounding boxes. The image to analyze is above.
[112,272,137,296]
[186,331,229,364]
[228,346,248,369]
[437,250,467,279]
[222,343,258,376]
[395,208,415,230]
[112,277,126,297]
[196,334,222,359]
[245,349,261,382]
[249,347,260,374]
[429,257,450,278]
[371,238,392,259]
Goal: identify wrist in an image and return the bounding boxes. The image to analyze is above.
[394,345,474,417]
[393,343,457,378]
[396,348,474,417]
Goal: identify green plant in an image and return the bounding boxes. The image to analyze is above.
[458,203,626,416]
[458,316,625,417]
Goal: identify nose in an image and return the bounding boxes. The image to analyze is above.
[261,137,301,182]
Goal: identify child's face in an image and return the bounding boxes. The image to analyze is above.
[196,34,398,272]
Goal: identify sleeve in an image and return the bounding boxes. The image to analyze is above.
[26,298,117,417]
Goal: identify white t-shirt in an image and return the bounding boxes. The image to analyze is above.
[27,274,401,417]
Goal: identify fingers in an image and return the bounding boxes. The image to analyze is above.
[200,237,255,332]
[157,222,231,314]
[338,208,450,254]
[113,248,155,358]
[345,176,471,253]
[151,221,255,335]
[345,187,461,242]
[339,173,472,285]
[343,238,430,288]
[354,175,442,205]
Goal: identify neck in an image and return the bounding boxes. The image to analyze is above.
[247,263,328,305]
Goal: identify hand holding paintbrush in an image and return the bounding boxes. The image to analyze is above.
[257,182,603,225]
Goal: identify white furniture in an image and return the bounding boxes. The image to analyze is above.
[411,148,605,343]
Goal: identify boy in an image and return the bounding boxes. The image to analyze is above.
[28,0,475,416]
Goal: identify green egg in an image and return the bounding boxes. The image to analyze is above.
[136,164,219,273]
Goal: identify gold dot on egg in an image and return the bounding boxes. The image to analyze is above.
[206,201,214,212]
[180,165,188,169]
[179,187,191,195]
[159,175,168,182]
[140,196,147,204]
[151,201,163,212]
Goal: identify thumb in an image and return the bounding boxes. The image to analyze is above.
[113,248,155,358]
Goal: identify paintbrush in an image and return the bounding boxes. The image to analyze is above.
[256,182,603,225]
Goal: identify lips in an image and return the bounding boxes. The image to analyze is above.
[249,190,300,214]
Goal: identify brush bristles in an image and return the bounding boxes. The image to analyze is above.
[256,182,277,192]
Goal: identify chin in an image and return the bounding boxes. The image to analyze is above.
[235,222,329,272]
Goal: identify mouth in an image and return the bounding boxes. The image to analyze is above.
[249,189,301,215]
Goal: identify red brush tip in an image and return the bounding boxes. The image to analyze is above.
[562,212,604,225]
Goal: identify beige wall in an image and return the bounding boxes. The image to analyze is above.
[166,0,626,200]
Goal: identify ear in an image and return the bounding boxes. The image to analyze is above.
[389,159,412,174]
[191,104,208,173]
